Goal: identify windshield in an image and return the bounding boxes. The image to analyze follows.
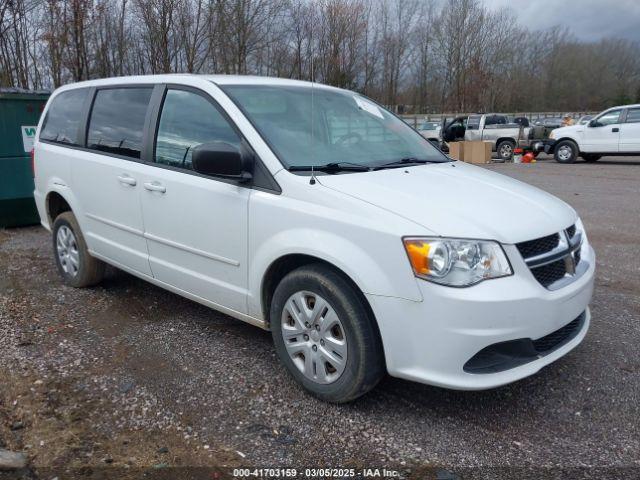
[221,84,449,169]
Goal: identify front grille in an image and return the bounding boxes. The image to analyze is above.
[517,225,583,290]
[532,258,567,287]
[516,233,560,259]
[532,315,583,353]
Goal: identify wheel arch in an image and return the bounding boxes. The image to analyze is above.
[555,137,581,152]
[46,190,73,226]
[260,252,387,367]
[496,137,516,147]
[261,254,373,324]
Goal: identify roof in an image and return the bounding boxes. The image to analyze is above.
[49,74,341,93]
[610,103,640,109]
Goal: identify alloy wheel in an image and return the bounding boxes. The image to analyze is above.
[500,143,513,159]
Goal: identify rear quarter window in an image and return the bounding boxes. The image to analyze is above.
[39,89,89,145]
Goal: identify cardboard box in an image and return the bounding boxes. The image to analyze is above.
[448,142,465,161]
[466,141,492,164]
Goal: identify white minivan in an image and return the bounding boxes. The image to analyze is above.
[33,75,595,402]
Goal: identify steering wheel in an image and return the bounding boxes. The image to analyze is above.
[335,132,362,145]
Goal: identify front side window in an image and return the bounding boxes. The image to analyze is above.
[625,108,640,123]
[155,89,241,170]
[40,89,88,145]
[595,109,621,127]
[467,115,481,130]
[222,85,448,169]
[87,88,153,159]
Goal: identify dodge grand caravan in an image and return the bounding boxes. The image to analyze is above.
[33,75,595,402]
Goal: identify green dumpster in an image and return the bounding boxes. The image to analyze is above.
[0,89,50,227]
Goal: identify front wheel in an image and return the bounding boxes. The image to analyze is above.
[270,264,385,403]
[554,140,579,163]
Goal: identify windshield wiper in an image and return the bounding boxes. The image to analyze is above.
[288,161,372,172]
[373,157,440,170]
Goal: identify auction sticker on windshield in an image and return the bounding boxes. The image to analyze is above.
[354,96,384,119]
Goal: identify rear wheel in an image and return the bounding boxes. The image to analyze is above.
[554,140,579,163]
[497,140,516,161]
[270,264,385,403]
[582,153,601,162]
[52,212,105,287]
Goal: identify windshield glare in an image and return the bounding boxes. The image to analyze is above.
[222,85,449,169]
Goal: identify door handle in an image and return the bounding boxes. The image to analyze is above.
[143,181,166,193]
[117,174,137,186]
[612,127,619,132]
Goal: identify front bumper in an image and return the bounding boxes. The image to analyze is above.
[543,139,557,154]
[531,139,556,154]
[367,243,595,390]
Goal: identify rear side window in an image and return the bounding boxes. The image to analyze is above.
[40,89,88,145]
[155,89,241,170]
[626,108,640,123]
[87,88,153,159]
[485,115,507,126]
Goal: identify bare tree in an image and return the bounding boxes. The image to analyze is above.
[135,0,180,73]
[1,0,639,114]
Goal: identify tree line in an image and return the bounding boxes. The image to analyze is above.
[2,0,640,113]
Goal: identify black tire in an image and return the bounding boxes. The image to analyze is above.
[270,264,385,403]
[497,140,516,161]
[582,153,601,162]
[554,139,579,163]
[52,211,105,288]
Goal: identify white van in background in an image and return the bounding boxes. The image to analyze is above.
[33,75,595,402]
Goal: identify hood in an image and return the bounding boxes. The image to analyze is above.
[551,125,583,137]
[317,162,577,244]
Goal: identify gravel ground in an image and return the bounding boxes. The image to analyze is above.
[0,156,639,480]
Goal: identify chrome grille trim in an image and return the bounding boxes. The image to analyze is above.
[517,224,587,290]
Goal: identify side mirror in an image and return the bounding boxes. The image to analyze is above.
[192,142,253,182]
[588,119,598,128]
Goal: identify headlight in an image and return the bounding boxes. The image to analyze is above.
[403,237,512,287]
[548,130,556,140]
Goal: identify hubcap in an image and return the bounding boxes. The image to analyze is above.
[558,145,572,161]
[281,291,347,384]
[56,225,80,277]
[500,144,513,158]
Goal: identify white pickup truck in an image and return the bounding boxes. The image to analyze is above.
[545,104,640,163]
[442,113,546,161]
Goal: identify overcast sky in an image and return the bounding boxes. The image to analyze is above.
[481,0,640,42]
